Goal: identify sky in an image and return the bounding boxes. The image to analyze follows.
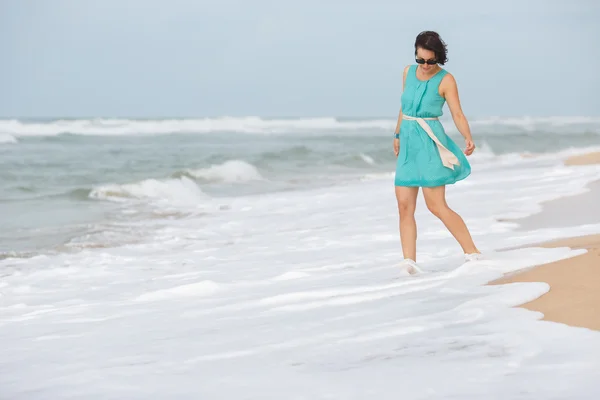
[1,0,599,118]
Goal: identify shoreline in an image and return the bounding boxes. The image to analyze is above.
[490,151,600,332]
[490,234,600,331]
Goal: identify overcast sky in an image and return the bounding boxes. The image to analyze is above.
[1,0,598,118]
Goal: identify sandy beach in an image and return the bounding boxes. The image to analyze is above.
[564,151,600,166]
[491,151,600,331]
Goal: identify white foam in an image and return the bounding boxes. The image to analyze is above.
[0,117,393,136]
[1,146,600,399]
[472,115,600,128]
[0,133,17,144]
[186,160,263,183]
[271,271,311,281]
[89,176,208,207]
[466,139,496,161]
[135,280,220,302]
[359,153,375,165]
[3,116,600,137]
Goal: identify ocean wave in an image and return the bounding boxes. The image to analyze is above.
[470,116,600,129]
[359,153,375,165]
[0,117,392,136]
[179,160,264,183]
[89,176,209,207]
[462,140,496,161]
[2,116,599,137]
[0,133,18,144]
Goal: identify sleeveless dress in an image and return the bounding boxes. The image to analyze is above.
[394,64,471,187]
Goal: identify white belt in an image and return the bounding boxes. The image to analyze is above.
[402,115,460,170]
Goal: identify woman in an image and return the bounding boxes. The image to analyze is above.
[393,31,481,273]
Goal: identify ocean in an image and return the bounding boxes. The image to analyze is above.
[2,116,600,257]
[1,116,600,398]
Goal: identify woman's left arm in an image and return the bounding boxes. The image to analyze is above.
[440,74,475,156]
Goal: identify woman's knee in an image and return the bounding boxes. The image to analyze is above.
[397,199,416,219]
[395,187,418,220]
[426,201,449,218]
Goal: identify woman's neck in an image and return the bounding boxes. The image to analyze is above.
[418,65,441,78]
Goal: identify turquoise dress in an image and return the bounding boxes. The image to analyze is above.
[394,65,471,187]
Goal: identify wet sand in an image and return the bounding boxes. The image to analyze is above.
[490,234,600,331]
[490,151,600,331]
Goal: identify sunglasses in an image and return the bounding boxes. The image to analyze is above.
[415,58,437,65]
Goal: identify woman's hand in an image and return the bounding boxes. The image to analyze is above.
[393,138,399,157]
[464,139,475,156]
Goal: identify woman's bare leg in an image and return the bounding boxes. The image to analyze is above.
[422,186,480,254]
[394,186,419,261]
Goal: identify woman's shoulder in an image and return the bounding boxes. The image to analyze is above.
[439,69,456,85]
[402,64,416,81]
[438,70,458,97]
[402,65,413,88]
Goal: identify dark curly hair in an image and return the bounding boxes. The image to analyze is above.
[414,31,448,65]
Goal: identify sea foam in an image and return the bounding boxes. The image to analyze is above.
[2,116,600,136]
[1,146,600,399]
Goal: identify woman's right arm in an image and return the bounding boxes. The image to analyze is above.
[393,65,409,156]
